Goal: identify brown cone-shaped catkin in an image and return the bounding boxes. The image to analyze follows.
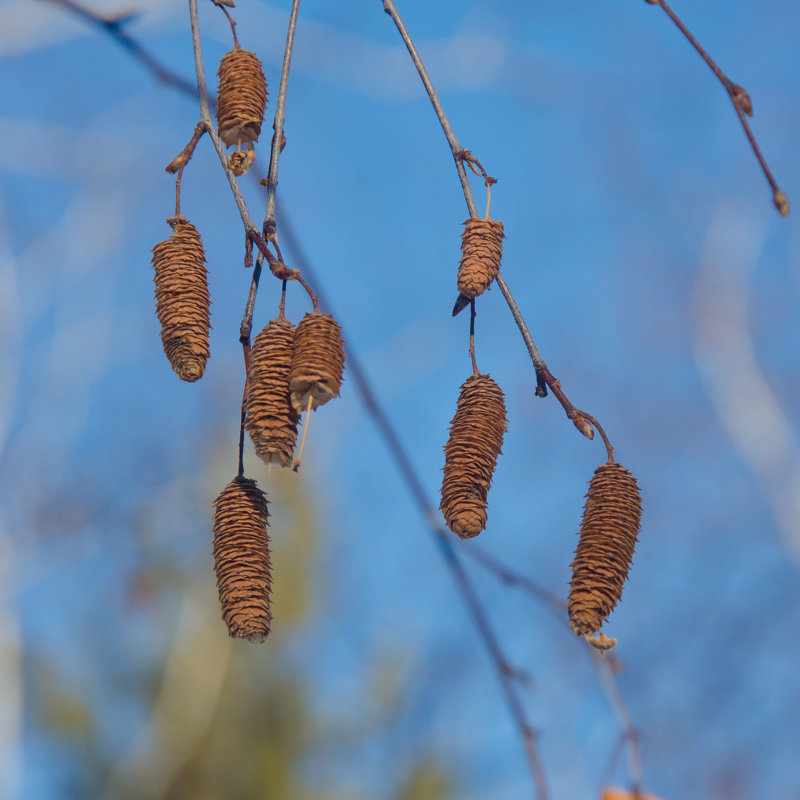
[440,374,507,539]
[568,461,642,636]
[151,216,211,382]
[457,217,504,300]
[212,475,272,642]
[246,316,299,467]
[216,46,268,148]
[288,312,346,413]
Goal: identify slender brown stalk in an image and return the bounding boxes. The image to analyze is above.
[263,0,302,236]
[647,0,788,215]
[381,0,607,451]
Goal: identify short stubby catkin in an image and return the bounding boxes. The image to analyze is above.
[288,312,346,413]
[568,461,642,636]
[457,217,505,300]
[151,216,211,382]
[440,374,507,539]
[216,46,268,148]
[212,475,272,642]
[246,317,299,468]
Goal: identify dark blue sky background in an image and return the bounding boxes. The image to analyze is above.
[1,0,799,798]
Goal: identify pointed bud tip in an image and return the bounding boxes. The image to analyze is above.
[573,416,595,440]
[774,190,790,217]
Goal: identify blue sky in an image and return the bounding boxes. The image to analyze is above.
[1,0,800,798]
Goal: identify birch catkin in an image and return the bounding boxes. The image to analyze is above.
[440,374,507,539]
[151,216,211,382]
[246,316,299,467]
[457,217,504,300]
[216,46,268,148]
[212,475,272,642]
[568,461,642,636]
[288,312,346,413]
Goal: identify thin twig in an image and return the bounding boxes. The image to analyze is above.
[468,300,479,376]
[647,0,788,215]
[593,650,644,795]
[382,0,606,450]
[45,0,198,96]
[276,210,548,800]
[263,0,302,236]
[53,4,645,793]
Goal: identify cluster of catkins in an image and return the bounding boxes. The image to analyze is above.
[150,35,346,642]
[439,215,643,641]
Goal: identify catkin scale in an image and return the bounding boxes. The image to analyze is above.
[151,216,211,382]
[288,312,346,413]
[440,374,507,538]
[568,461,642,636]
[212,476,272,642]
[216,46,268,148]
[245,317,299,467]
[457,218,505,300]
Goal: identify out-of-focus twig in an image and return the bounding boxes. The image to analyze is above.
[644,0,789,216]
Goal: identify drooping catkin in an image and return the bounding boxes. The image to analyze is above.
[457,217,505,300]
[216,46,268,148]
[568,461,642,636]
[212,475,272,642]
[151,216,211,382]
[440,374,507,539]
[288,312,346,413]
[246,316,299,467]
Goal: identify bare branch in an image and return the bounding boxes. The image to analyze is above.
[263,0,302,235]
[646,0,789,215]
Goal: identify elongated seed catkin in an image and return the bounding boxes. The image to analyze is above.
[457,218,504,300]
[440,374,507,539]
[288,312,346,413]
[246,317,299,467]
[568,461,642,636]
[216,46,268,148]
[151,216,211,382]
[212,475,272,642]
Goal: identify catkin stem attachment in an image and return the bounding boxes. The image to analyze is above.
[440,374,507,539]
[568,461,643,638]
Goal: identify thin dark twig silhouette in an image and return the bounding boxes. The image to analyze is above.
[645,0,789,216]
[48,0,651,794]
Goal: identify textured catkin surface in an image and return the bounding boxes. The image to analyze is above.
[212,476,272,642]
[568,461,642,635]
[457,217,504,299]
[440,374,507,538]
[246,317,299,467]
[151,216,211,382]
[216,46,268,148]
[288,312,346,413]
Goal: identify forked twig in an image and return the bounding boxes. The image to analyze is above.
[646,0,789,216]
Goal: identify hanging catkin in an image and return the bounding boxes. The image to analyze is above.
[216,46,268,148]
[246,317,299,467]
[457,217,505,300]
[568,461,642,636]
[440,374,507,539]
[288,312,346,413]
[212,475,272,642]
[151,216,211,382]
